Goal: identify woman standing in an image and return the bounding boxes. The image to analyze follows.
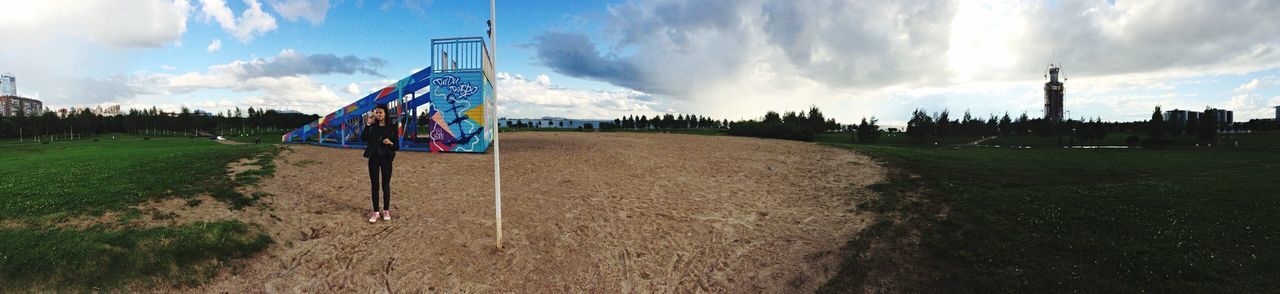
[363,104,398,223]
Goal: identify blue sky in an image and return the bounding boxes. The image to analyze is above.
[2,0,1280,127]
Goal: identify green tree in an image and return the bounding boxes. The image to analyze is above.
[1199,107,1218,143]
[806,106,826,132]
[857,117,881,142]
[999,113,1012,136]
[935,110,952,139]
[1149,106,1167,139]
[781,111,800,125]
[906,109,934,142]
[763,111,782,124]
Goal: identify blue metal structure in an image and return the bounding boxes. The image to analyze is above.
[282,37,495,153]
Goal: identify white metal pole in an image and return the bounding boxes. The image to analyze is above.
[491,0,502,249]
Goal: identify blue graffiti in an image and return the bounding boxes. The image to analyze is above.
[431,75,479,98]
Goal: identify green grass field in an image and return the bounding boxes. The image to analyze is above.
[816,132,984,145]
[218,129,290,144]
[0,135,276,290]
[823,144,1280,292]
[987,132,1280,147]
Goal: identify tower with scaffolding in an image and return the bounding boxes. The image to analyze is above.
[1043,64,1065,123]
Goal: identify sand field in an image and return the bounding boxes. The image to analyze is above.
[182,132,885,292]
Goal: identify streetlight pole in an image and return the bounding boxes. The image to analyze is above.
[490,0,502,249]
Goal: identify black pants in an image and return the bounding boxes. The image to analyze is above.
[368,155,393,211]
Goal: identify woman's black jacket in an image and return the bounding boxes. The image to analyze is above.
[362,122,399,160]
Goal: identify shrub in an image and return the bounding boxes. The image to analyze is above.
[726,121,815,141]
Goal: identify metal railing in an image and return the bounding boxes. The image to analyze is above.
[431,37,493,80]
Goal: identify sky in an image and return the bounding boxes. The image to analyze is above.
[2,0,1280,127]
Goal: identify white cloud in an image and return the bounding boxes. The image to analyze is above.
[0,0,191,48]
[1235,79,1261,92]
[207,38,222,53]
[138,72,346,114]
[1233,76,1278,93]
[345,82,361,95]
[1225,94,1280,121]
[30,48,387,114]
[244,75,345,107]
[496,72,659,119]
[269,0,331,25]
[199,0,279,43]
[211,49,387,80]
[531,0,1280,123]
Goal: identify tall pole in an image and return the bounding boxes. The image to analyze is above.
[491,0,502,249]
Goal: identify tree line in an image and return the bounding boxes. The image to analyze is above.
[0,107,318,141]
[726,106,850,141]
[592,106,874,142]
[904,108,1111,145]
[592,104,1265,146]
[1144,106,1230,146]
[600,114,732,130]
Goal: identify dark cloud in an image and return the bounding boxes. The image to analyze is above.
[531,32,650,92]
[532,0,958,96]
[531,0,1280,98]
[759,0,956,87]
[531,0,760,96]
[220,50,388,78]
[1021,0,1280,78]
[609,0,753,48]
[34,75,151,106]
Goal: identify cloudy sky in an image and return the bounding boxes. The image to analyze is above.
[2,0,1279,126]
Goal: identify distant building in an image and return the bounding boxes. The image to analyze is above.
[100,105,121,116]
[0,73,15,96]
[1163,109,1199,127]
[498,117,611,129]
[1275,106,1280,120]
[1043,64,1064,123]
[1203,108,1233,125]
[58,105,122,117]
[1165,108,1233,128]
[0,95,42,117]
[64,106,86,117]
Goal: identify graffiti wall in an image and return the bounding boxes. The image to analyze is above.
[281,67,433,148]
[424,70,494,153]
[282,37,494,154]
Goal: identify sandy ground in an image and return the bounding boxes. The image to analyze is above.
[182,132,885,292]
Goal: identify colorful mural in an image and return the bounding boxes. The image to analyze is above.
[282,37,494,154]
[424,71,493,152]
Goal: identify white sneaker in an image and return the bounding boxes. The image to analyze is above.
[382,210,391,221]
[368,212,380,223]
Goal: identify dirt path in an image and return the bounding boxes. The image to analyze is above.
[189,132,885,292]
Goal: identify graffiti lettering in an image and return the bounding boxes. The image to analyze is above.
[431,75,479,98]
